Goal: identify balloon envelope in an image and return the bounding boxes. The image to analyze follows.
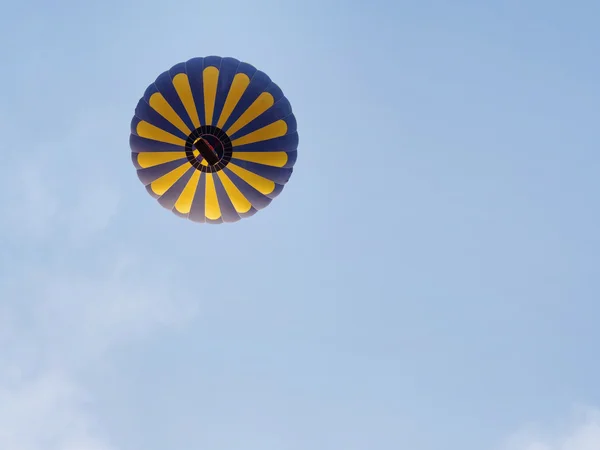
[130,56,298,224]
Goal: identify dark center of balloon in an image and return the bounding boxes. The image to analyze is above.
[193,137,220,165]
[184,125,233,173]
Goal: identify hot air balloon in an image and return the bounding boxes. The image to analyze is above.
[129,56,298,224]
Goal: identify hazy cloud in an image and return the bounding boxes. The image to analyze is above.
[0,370,116,450]
[0,115,120,243]
[502,408,600,450]
[0,251,198,450]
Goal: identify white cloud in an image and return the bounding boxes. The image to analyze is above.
[0,252,198,450]
[502,408,600,450]
[35,258,197,365]
[2,251,198,367]
[62,181,120,244]
[0,370,116,450]
[0,115,120,243]
[2,162,61,239]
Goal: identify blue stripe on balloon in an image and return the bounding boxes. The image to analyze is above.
[184,57,206,127]
[232,132,299,153]
[228,100,293,141]
[134,99,189,141]
[145,184,160,199]
[203,55,222,71]
[282,150,297,169]
[136,159,188,185]
[213,174,241,223]
[266,182,284,200]
[284,114,297,134]
[148,70,195,134]
[235,61,258,81]
[222,167,273,210]
[213,57,240,125]
[188,171,207,223]
[157,166,195,210]
[168,62,198,131]
[239,207,258,219]
[231,160,293,185]
[129,133,185,153]
[221,70,271,132]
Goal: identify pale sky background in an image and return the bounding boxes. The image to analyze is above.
[0,0,599,449]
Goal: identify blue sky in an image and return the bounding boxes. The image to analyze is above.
[1,0,599,449]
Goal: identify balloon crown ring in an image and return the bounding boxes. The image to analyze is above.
[184,125,233,173]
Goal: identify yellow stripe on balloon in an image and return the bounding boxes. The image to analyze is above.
[231,120,287,147]
[225,92,274,136]
[137,152,187,168]
[227,163,275,195]
[216,73,250,128]
[174,170,201,214]
[231,151,288,167]
[216,170,252,213]
[136,121,186,146]
[203,66,219,126]
[204,173,221,220]
[149,162,191,195]
[148,92,191,135]
[172,73,201,128]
